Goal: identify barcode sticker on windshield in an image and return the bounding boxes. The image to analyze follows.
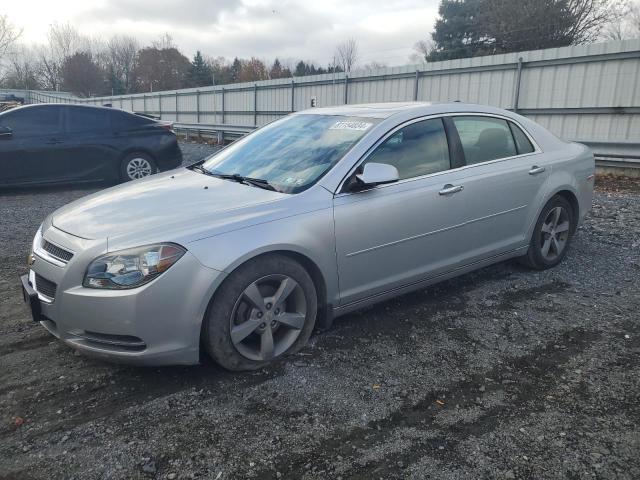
[329,121,373,131]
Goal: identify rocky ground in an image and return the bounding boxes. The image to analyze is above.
[0,144,638,479]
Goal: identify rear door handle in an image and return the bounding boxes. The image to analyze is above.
[529,166,546,175]
[439,184,464,195]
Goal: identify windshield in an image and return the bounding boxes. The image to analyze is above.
[201,114,379,193]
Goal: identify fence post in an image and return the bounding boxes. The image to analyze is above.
[175,91,179,122]
[158,93,162,119]
[291,80,295,112]
[254,83,258,126]
[196,90,200,123]
[344,75,349,104]
[131,96,134,111]
[414,69,420,101]
[221,87,225,124]
[513,57,523,113]
[143,94,146,113]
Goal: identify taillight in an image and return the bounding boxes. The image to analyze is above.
[158,121,174,133]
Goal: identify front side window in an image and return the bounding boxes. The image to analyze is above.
[202,114,379,193]
[453,116,517,165]
[364,118,450,180]
[0,106,62,136]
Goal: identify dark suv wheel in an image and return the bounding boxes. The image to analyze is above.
[202,254,317,371]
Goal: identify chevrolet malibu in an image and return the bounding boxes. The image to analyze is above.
[21,102,594,371]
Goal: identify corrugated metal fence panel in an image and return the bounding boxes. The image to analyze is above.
[23,39,640,143]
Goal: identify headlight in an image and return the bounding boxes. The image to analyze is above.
[83,243,186,289]
[32,225,42,253]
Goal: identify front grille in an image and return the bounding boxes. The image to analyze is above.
[35,273,57,299]
[42,240,74,262]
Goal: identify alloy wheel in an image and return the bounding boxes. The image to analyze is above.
[540,206,570,261]
[230,274,307,361]
[126,157,153,180]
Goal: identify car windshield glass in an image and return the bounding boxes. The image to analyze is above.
[202,114,379,193]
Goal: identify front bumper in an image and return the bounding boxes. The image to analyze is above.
[23,226,225,366]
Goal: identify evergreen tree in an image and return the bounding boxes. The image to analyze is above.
[187,50,213,87]
[230,57,242,82]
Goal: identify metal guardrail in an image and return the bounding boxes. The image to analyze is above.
[576,140,640,171]
[172,122,254,143]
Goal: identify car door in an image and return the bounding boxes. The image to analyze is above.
[61,106,117,182]
[449,115,551,261]
[333,117,477,306]
[0,106,65,185]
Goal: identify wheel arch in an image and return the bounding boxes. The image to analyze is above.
[197,248,331,361]
[221,249,328,315]
[553,189,579,233]
[119,148,157,164]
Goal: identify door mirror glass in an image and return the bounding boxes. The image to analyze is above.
[0,126,12,139]
[355,162,399,188]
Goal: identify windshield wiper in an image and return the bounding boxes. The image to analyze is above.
[192,166,278,192]
[190,164,215,176]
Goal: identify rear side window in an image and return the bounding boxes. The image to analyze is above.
[509,122,535,154]
[113,111,154,130]
[364,118,450,180]
[453,116,517,165]
[0,106,62,136]
[66,107,111,133]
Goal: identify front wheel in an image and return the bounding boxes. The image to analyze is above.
[202,254,317,371]
[521,195,574,270]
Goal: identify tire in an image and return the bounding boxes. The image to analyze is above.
[202,254,317,371]
[520,195,575,270]
[119,152,157,182]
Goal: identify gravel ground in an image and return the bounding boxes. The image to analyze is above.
[0,143,639,480]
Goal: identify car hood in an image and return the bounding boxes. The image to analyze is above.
[51,169,289,245]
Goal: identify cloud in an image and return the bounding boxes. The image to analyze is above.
[13,0,441,66]
[81,0,242,27]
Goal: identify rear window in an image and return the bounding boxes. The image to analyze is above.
[67,107,111,133]
[453,116,517,165]
[509,122,535,154]
[113,111,154,130]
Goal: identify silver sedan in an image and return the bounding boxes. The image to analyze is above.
[21,102,594,370]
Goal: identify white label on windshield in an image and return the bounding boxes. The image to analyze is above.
[329,121,373,131]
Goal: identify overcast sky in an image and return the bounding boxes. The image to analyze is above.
[3,0,440,66]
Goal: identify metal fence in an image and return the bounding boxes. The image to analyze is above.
[23,39,640,164]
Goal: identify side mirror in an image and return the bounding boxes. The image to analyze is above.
[354,162,399,188]
[0,126,12,139]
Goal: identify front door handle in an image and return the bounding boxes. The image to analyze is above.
[529,166,546,175]
[46,138,63,145]
[439,184,464,195]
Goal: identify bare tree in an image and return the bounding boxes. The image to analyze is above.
[603,1,640,39]
[152,33,175,50]
[335,37,359,73]
[409,39,434,63]
[2,45,40,89]
[38,23,88,90]
[102,35,139,93]
[0,14,22,74]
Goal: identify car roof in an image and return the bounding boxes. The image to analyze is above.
[295,101,514,119]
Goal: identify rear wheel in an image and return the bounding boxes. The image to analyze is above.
[202,254,317,371]
[119,152,157,182]
[521,195,574,270]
